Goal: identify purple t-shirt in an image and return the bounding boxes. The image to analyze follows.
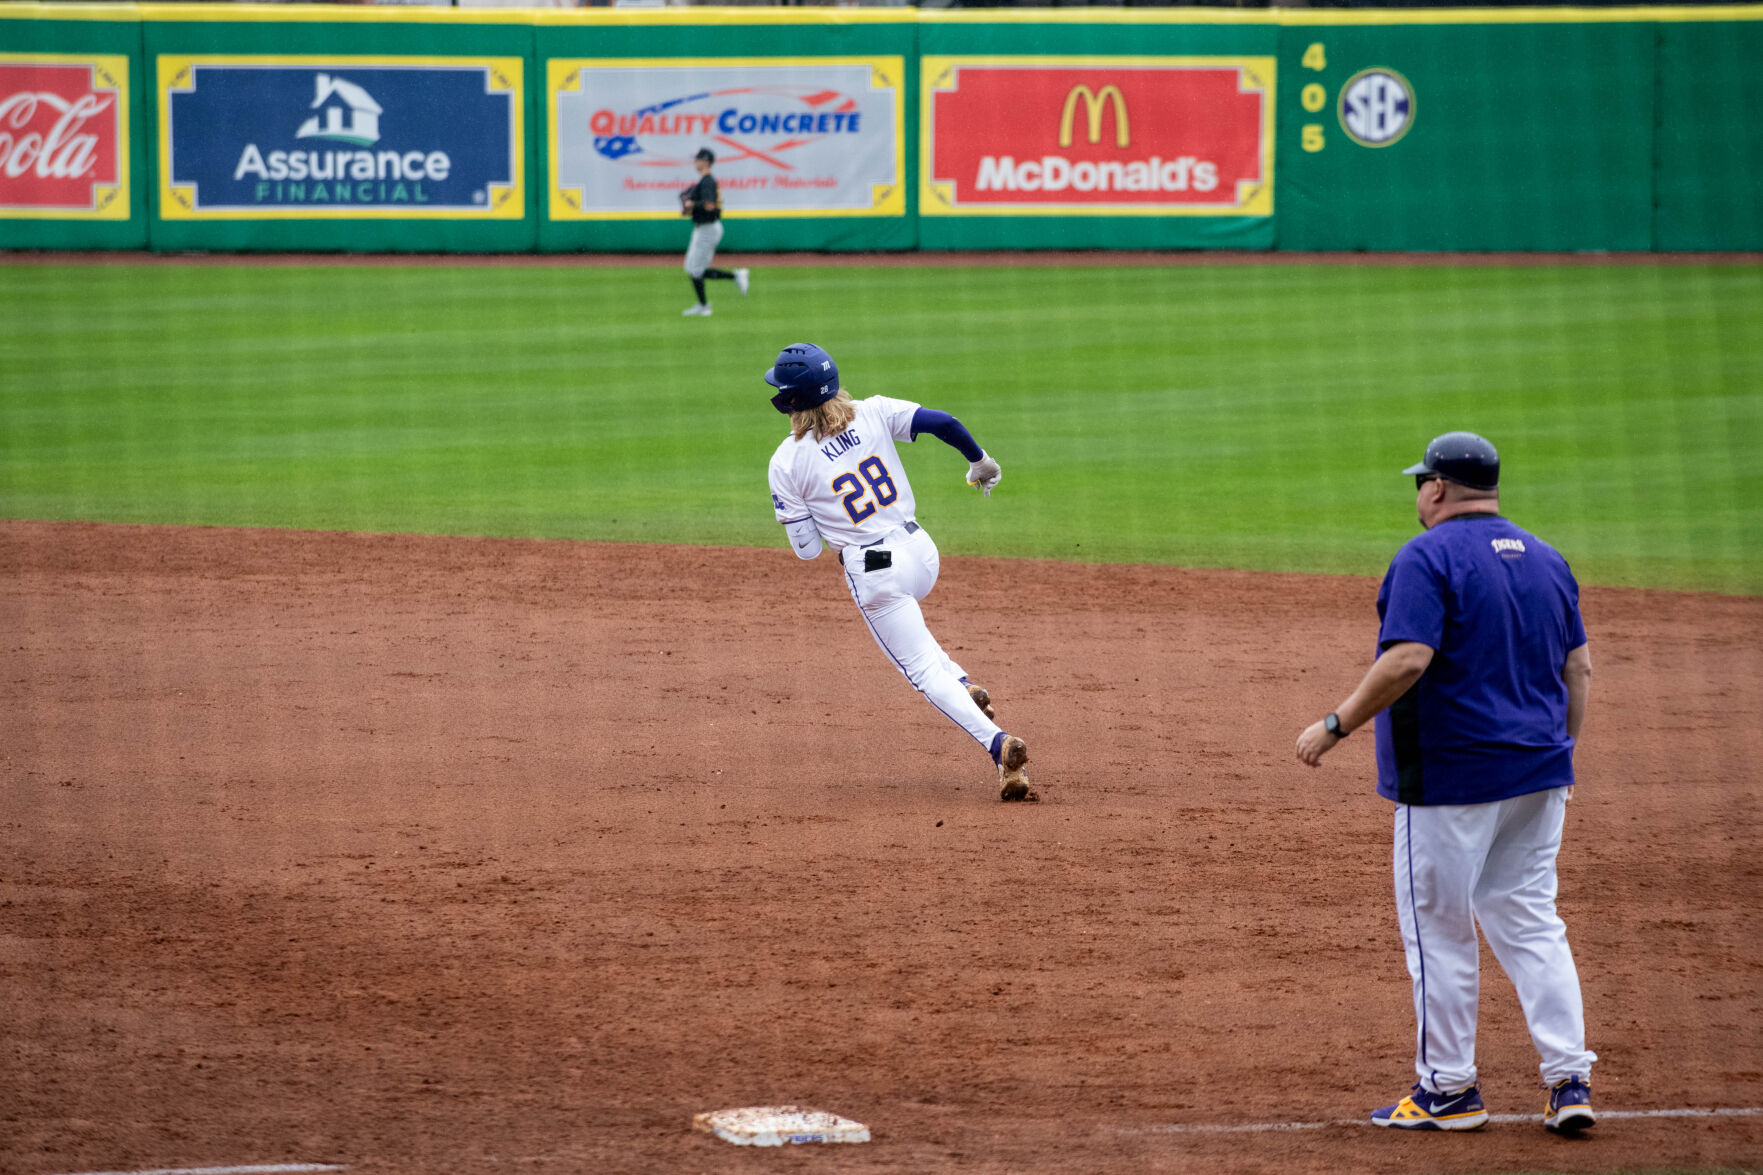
[1374,514,1587,806]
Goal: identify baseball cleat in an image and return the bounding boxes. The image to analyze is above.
[966,682,995,720]
[995,735,1034,802]
[1542,1077,1595,1133]
[1370,1083,1488,1130]
[682,303,712,317]
[735,268,750,295]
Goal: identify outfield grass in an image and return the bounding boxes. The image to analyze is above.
[3,260,1758,592]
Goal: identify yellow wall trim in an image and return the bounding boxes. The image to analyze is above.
[535,7,915,26]
[7,4,1761,28]
[0,4,141,22]
[138,3,536,25]
[1278,5,1763,24]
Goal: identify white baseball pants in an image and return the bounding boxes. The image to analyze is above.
[684,221,723,278]
[840,524,1002,754]
[1393,787,1597,1092]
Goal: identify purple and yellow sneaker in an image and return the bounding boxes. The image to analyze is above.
[1371,1082,1488,1130]
[1543,1076,1595,1133]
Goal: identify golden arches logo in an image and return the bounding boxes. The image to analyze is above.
[1058,84,1129,149]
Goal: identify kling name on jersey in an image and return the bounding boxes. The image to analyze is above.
[819,430,864,463]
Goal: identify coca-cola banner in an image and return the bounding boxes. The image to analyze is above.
[921,57,1275,218]
[158,56,523,219]
[0,55,129,220]
[548,58,904,220]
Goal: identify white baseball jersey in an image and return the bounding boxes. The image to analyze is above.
[768,395,921,548]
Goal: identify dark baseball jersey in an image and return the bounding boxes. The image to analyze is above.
[1373,514,1587,806]
[682,174,720,225]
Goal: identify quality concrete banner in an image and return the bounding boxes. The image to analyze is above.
[921,56,1275,218]
[548,57,905,221]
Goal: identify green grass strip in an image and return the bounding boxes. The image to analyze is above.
[3,261,1758,593]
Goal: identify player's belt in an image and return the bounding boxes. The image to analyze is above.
[858,520,919,549]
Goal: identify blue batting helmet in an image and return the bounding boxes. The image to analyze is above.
[764,343,841,414]
[1403,431,1500,491]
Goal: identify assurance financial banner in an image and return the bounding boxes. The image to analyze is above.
[550,58,904,220]
[923,57,1274,217]
[159,57,523,220]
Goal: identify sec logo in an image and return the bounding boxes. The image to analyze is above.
[1338,68,1415,148]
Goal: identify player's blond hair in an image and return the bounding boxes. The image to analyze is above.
[791,389,856,442]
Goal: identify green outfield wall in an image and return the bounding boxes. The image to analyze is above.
[1277,15,1659,251]
[2,4,1760,253]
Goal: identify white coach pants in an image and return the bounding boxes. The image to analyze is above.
[1393,787,1596,1092]
[684,221,723,278]
[841,525,1002,753]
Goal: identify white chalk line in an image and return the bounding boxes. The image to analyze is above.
[49,1165,345,1175]
[1132,1105,1763,1135]
[44,1107,1763,1170]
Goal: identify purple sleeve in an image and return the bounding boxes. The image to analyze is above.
[1566,568,1587,649]
[1378,544,1445,651]
[909,408,983,463]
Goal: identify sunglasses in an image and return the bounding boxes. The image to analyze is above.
[1414,474,1441,490]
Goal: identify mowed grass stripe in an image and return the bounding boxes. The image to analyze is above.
[2,261,1757,592]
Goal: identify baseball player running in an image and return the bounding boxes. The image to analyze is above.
[763,343,1034,801]
[679,148,748,317]
[1295,432,1596,1134]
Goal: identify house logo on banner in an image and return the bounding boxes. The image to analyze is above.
[549,58,904,220]
[0,55,129,220]
[159,57,523,219]
[921,57,1275,216]
[229,73,406,181]
[296,74,382,147]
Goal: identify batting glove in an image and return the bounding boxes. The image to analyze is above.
[966,451,1002,497]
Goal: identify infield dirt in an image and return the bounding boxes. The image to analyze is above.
[3,520,1760,1174]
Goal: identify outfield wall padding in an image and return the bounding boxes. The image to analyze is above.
[2,4,1760,253]
[140,6,539,253]
[1655,20,1763,250]
[913,15,1279,251]
[1274,18,1658,251]
[0,7,148,250]
[534,10,918,253]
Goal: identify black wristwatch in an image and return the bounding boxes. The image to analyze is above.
[1324,712,1348,738]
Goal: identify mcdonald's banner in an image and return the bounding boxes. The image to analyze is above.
[921,57,1275,218]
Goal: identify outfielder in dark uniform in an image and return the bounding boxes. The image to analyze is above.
[679,148,748,318]
[1295,432,1597,1134]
